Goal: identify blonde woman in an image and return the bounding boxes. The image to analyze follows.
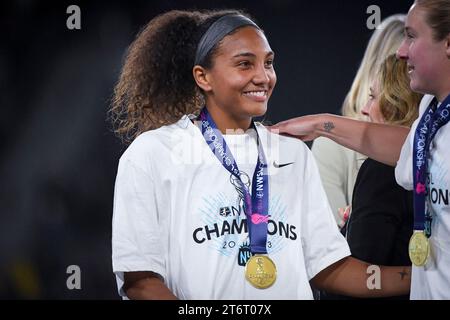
[322,54,422,300]
[312,14,406,227]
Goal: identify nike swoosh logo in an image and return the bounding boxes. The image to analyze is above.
[273,161,294,168]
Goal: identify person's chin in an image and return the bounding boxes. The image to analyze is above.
[241,95,268,116]
[409,79,421,94]
[249,104,267,117]
[410,80,427,96]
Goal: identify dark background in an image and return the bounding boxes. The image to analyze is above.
[1,0,413,299]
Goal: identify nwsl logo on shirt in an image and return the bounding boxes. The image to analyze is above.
[238,241,251,266]
[219,207,232,217]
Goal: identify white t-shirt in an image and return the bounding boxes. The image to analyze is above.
[396,94,450,300]
[112,115,350,300]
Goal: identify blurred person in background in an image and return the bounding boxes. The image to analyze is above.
[312,15,406,228]
[323,54,422,299]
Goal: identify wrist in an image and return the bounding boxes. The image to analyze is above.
[315,114,335,136]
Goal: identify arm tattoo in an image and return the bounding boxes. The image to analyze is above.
[324,121,335,133]
[398,269,409,280]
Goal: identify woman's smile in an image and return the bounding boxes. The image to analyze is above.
[242,89,268,102]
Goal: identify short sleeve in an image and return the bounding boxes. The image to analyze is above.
[111,158,166,297]
[395,127,414,190]
[395,95,434,190]
[300,147,351,280]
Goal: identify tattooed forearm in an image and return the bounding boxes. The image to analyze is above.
[324,121,335,133]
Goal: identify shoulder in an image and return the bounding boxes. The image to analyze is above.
[119,115,192,169]
[353,158,413,220]
[358,158,393,178]
[256,122,311,156]
[256,123,323,180]
[355,158,397,192]
[360,157,392,171]
[394,96,435,189]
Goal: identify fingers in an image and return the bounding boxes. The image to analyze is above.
[269,129,309,141]
[266,118,312,141]
[267,120,289,132]
[267,123,281,131]
[279,132,304,139]
[339,205,351,223]
[265,123,295,136]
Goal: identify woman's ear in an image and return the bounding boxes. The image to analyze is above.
[193,66,212,92]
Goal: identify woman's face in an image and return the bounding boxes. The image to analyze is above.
[361,80,385,124]
[397,4,450,99]
[202,26,276,120]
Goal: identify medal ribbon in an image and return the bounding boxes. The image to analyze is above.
[413,94,450,235]
[198,107,269,254]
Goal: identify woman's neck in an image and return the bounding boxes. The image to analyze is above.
[437,90,450,103]
[205,105,252,134]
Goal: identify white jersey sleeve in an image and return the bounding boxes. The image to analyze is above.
[300,145,351,280]
[112,154,166,297]
[395,95,435,190]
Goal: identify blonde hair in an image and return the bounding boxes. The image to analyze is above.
[377,54,423,127]
[342,14,406,119]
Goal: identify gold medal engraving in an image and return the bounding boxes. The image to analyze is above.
[245,255,277,289]
[409,231,430,266]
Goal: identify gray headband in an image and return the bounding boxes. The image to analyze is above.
[194,14,260,66]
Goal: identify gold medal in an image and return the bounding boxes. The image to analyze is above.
[409,231,430,266]
[245,255,277,289]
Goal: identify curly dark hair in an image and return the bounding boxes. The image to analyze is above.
[109,9,251,144]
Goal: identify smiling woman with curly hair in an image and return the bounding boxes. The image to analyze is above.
[110,9,411,300]
[110,10,238,143]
